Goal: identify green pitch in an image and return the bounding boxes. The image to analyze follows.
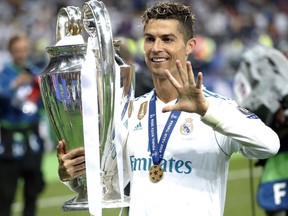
[12,152,266,216]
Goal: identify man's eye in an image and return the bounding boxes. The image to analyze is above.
[145,37,154,42]
[163,38,173,43]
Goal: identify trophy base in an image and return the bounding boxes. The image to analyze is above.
[61,197,89,211]
[61,196,130,211]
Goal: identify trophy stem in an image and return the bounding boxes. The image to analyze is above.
[61,176,88,211]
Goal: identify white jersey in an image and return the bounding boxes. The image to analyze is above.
[123,89,279,216]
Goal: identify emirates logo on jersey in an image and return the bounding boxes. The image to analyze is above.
[130,155,192,174]
[180,118,193,135]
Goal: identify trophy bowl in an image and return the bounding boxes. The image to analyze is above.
[40,44,88,210]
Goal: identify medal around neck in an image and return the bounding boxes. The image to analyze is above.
[149,164,164,183]
[148,93,180,183]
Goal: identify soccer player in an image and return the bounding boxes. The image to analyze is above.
[57,2,280,216]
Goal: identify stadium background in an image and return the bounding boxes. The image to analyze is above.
[1,0,287,215]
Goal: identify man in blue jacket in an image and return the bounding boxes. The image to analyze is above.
[0,34,45,216]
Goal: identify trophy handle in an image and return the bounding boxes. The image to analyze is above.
[56,6,83,42]
[82,0,115,156]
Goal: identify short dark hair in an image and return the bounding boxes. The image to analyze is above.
[141,2,196,42]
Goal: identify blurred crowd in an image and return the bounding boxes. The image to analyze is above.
[0,0,288,97]
[0,0,287,105]
[1,0,287,87]
[0,0,287,215]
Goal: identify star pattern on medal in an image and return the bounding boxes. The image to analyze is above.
[149,164,164,183]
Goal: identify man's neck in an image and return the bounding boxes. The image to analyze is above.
[154,84,178,104]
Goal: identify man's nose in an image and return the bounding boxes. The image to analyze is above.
[151,39,163,52]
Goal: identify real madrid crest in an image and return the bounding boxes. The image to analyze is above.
[180,118,193,135]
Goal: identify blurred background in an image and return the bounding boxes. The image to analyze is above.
[1,0,288,98]
[0,0,287,215]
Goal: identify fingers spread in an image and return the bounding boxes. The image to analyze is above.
[176,60,187,83]
[165,69,181,89]
[196,72,203,89]
[162,104,180,113]
[162,106,171,113]
[186,61,195,85]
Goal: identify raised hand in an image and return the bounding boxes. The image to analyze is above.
[57,140,86,181]
[162,60,209,116]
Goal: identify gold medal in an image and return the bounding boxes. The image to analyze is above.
[149,164,164,183]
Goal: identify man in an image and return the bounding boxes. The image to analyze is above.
[57,2,280,216]
[0,34,45,216]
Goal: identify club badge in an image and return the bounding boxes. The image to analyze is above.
[180,118,193,135]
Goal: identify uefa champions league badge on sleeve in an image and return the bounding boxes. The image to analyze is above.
[237,106,259,119]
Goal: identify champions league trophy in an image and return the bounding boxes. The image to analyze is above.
[39,0,133,211]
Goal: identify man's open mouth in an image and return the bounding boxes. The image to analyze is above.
[151,57,168,62]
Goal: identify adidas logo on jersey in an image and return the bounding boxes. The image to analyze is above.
[123,119,129,129]
[133,122,142,131]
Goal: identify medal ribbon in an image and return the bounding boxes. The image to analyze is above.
[81,37,102,216]
[148,91,181,165]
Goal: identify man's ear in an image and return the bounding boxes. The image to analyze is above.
[186,38,196,55]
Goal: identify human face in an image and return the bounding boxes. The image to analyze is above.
[10,38,30,67]
[143,19,194,78]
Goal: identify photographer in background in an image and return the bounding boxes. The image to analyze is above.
[0,34,45,216]
[234,44,288,216]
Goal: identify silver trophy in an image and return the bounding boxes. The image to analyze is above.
[39,0,133,211]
